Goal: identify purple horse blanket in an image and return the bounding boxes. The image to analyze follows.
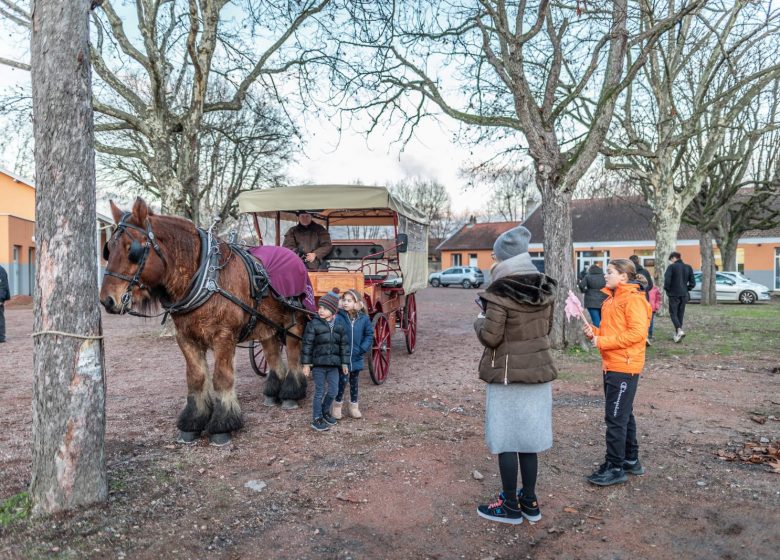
[248,245,316,312]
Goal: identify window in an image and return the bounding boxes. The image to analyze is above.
[577,250,609,276]
[633,250,655,274]
[12,245,21,297]
[451,253,462,266]
[775,248,779,290]
[28,247,35,296]
[443,268,461,275]
[713,248,744,272]
[530,251,545,273]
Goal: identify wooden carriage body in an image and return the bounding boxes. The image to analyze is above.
[237,185,429,384]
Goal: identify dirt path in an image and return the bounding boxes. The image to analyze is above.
[1,289,779,559]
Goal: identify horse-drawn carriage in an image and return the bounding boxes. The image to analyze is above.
[238,185,429,385]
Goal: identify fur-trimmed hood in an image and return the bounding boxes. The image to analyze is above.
[480,273,557,309]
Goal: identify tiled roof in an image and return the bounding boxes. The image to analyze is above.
[437,221,521,251]
[522,197,700,244]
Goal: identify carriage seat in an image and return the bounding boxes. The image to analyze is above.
[324,243,386,260]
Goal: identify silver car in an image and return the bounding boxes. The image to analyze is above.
[428,266,484,289]
[689,271,771,304]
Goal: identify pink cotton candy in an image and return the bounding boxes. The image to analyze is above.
[564,290,585,322]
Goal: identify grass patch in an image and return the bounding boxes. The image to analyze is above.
[0,492,31,527]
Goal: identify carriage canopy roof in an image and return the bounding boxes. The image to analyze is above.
[238,185,429,293]
[238,185,428,226]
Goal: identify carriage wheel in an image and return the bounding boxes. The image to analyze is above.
[403,293,417,354]
[249,339,269,377]
[368,313,392,385]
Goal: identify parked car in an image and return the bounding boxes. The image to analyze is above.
[689,271,771,304]
[428,266,484,288]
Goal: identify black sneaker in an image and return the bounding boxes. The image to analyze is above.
[477,496,523,525]
[497,488,542,522]
[518,489,542,522]
[587,463,628,486]
[310,417,330,432]
[622,459,646,475]
[322,410,338,426]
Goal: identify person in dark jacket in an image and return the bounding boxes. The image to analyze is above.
[301,289,350,431]
[474,225,558,525]
[334,289,373,419]
[283,211,333,271]
[0,264,9,343]
[664,252,696,343]
[578,264,607,327]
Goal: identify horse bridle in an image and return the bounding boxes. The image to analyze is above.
[103,212,165,310]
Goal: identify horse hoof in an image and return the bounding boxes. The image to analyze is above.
[209,433,231,446]
[177,430,200,444]
[263,396,280,407]
[281,399,299,410]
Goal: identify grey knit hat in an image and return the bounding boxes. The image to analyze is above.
[493,225,532,262]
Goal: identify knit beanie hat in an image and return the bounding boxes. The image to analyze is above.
[318,288,340,315]
[493,225,532,262]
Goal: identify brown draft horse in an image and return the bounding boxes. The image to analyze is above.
[100,198,308,445]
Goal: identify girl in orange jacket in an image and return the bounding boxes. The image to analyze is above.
[583,259,652,486]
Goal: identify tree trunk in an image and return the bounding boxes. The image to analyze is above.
[30,0,107,514]
[538,175,581,349]
[718,234,739,272]
[699,230,717,306]
[653,205,683,317]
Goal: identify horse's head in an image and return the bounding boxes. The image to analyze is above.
[100,197,166,314]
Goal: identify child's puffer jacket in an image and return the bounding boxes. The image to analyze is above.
[592,283,652,374]
[301,317,350,367]
[336,309,374,371]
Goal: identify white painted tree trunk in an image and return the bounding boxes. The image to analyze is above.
[30,0,107,514]
[653,205,683,317]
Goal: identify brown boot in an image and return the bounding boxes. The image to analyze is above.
[348,402,362,419]
[332,401,343,420]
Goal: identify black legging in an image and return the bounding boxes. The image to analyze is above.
[498,452,537,501]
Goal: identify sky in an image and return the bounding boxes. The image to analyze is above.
[0,11,491,216]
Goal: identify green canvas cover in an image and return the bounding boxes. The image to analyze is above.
[238,185,429,292]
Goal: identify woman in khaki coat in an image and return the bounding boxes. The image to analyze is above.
[474,226,558,525]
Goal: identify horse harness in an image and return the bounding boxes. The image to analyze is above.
[103,213,304,342]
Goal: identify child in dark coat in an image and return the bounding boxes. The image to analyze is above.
[301,289,350,432]
[334,289,374,419]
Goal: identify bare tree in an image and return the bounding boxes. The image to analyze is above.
[462,163,539,221]
[30,0,107,513]
[1,0,331,224]
[390,177,454,238]
[683,82,780,304]
[325,0,700,346]
[605,1,780,293]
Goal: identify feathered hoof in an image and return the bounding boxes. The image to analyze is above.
[263,396,280,407]
[209,432,232,446]
[280,399,299,410]
[177,430,200,444]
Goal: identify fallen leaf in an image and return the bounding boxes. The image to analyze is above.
[563,507,578,513]
[750,415,767,424]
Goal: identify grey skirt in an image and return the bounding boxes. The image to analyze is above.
[484,382,553,454]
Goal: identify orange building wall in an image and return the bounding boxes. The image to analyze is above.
[0,172,35,221]
[440,249,493,271]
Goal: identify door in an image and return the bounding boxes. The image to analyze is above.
[715,273,738,301]
[469,253,478,267]
[442,268,461,285]
[577,250,609,277]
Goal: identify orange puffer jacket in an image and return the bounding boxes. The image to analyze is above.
[593,283,652,374]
